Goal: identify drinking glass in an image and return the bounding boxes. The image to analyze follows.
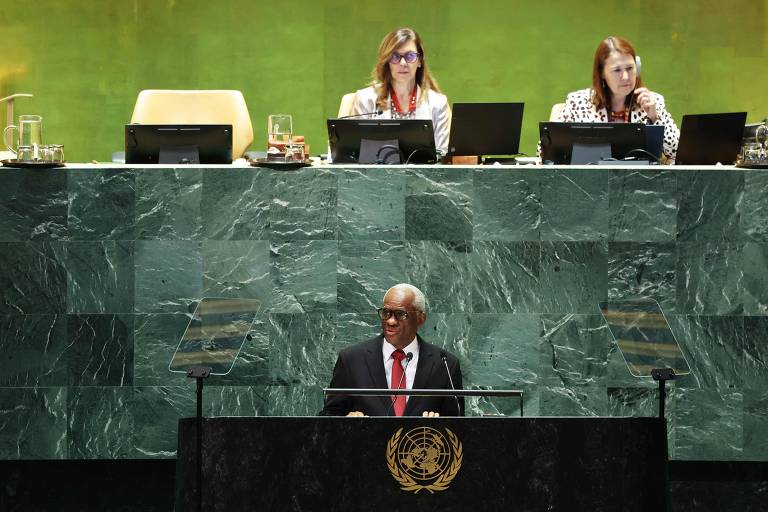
[268,114,292,154]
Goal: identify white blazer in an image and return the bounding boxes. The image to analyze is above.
[352,85,451,156]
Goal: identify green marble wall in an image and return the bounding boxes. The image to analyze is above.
[0,165,766,462]
[3,0,767,162]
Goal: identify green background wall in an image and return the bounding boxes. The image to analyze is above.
[3,0,767,162]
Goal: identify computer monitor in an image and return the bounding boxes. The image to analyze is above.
[674,112,747,165]
[327,118,437,164]
[539,122,653,164]
[125,124,233,164]
[448,102,524,156]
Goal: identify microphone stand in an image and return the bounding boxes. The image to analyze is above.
[186,366,211,512]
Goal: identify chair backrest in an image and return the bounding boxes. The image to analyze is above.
[130,90,254,158]
[337,92,357,118]
[549,103,566,122]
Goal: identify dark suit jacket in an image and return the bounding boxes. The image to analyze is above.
[319,334,464,416]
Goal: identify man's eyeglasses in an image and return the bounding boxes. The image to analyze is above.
[377,308,420,321]
[389,51,420,65]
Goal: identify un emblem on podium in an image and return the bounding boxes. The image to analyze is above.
[385,427,463,493]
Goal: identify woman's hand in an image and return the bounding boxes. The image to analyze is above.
[634,87,658,123]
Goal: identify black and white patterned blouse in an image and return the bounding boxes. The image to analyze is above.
[557,88,680,161]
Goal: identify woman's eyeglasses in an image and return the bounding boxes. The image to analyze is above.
[389,51,420,64]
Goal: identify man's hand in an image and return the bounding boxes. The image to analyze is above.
[422,411,440,417]
[346,411,366,417]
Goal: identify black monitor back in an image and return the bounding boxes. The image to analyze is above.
[448,102,524,156]
[539,122,648,164]
[327,119,436,164]
[125,124,233,164]
[675,112,747,165]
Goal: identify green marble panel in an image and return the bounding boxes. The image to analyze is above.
[465,388,536,418]
[0,387,67,459]
[133,314,191,387]
[201,240,271,305]
[269,168,338,239]
[67,314,133,387]
[608,242,677,314]
[67,169,135,240]
[134,168,202,240]
[203,385,269,417]
[539,241,608,314]
[66,241,134,314]
[269,240,336,313]
[538,383,608,416]
[540,314,611,387]
[471,241,541,313]
[672,389,743,461]
[405,168,472,240]
[670,315,745,390]
[0,168,67,241]
[201,168,270,240]
[0,241,67,314]
[465,314,540,388]
[260,384,325,416]
[472,168,540,241]
[744,317,768,390]
[337,240,406,312]
[134,240,202,314]
[419,313,471,362]
[608,169,677,242]
[742,170,768,242]
[67,386,134,459]
[676,242,744,315]
[743,389,768,460]
[0,315,67,387]
[743,243,768,315]
[405,240,472,313]
[267,312,337,386]
[133,386,195,458]
[606,387,658,417]
[677,170,744,242]
[337,167,405,240]
[334,312,380,348]
[539,168,608,241]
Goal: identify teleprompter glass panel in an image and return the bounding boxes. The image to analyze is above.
[169,298,261,376]
[599,299,690,377]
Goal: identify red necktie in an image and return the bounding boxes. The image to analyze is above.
[391,349,406,416]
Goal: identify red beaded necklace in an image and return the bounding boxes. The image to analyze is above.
[391,85,417,115]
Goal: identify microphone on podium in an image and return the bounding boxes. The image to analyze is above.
[386,351,413,416]
[337,109,383,119]
[441,351,461,415]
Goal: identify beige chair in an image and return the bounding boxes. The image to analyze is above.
[337,92,357,118]
[549,103,566,122]
[130,90,254,158]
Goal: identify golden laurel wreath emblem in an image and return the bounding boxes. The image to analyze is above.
[385,427,463,494]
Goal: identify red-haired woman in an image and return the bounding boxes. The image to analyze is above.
[556,36,680,162]
[352,27,451,156]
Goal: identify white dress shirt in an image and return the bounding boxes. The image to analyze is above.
[382,338,419,402]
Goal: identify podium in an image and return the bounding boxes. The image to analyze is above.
[175,416,667,511]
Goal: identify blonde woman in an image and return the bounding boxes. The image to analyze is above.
[353,27,451,156]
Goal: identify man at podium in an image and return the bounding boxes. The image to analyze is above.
[320,283,464,417]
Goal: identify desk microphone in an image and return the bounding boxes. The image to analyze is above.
[386,352,413,416]
[337,110,383,119]
[441,351,461,416]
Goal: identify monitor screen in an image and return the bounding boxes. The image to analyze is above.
[675,112,747,165]
[125,124,233,164]
[327,119,437,164]
[448,102,524,156]
[539,122,651,164]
